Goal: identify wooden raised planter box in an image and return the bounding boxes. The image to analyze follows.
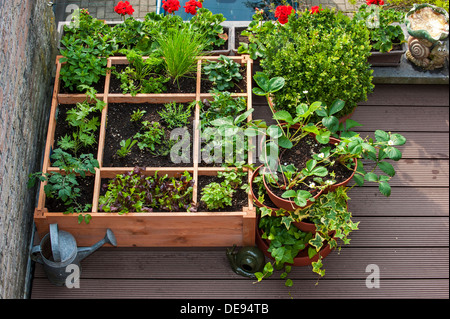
[34,54,256,247]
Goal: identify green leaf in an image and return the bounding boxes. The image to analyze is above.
[322,116,339,132]
[384,146,402,161]
[267,77,285,93]
[378,161,395,177]
[379,181,391,197]
[273,110,293,125]
[329,99,345,115]
[390,133,407,146]
[278,136,293,149]
[267,125,283,139]
[375,130,390,142]
[364,172,379,182]
[281,190,296,198]
[252,87,266,96]
[253,72,269,92]
[285,279,293,287]
[345,119,362,130]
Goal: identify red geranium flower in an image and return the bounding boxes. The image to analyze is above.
[163,0,181,14]
[310,6,323,14]
[184,0,202,15]
[275,5,294,24]
[114,1,134,16]
[366,0,384,5]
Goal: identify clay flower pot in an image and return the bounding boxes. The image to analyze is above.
[262,171,323,212]
[255,226,334,267]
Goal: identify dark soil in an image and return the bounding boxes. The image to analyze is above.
[109,64,198,94]
[102,103,194,167]
[200,65,247,94]
[53,104,101,158]
[59,76,106,94]
[266,134,354,198]
[46,175,95,212]
[197,174,249,212]
[251,171,278,209]
[235,27,250,50]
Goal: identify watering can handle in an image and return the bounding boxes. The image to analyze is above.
[30,245,43,264]
[49,224,62,262]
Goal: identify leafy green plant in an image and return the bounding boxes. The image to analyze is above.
[113,49,169,95]
[98,167,196,213]
[200,91,247,129]
[156,26,207,88]
[116,138,138,158]
[203,55,243,91]
[257,7,373,119]
[255,214,313,286]
[158,101,194,129]
[57,87,105,157]
[28,149,99,223]
[354,4,406,53]
[133,121,165,154]
[59,34,117,92]
[130,109,146,122]
[200,168,248,210]
[188,8,227,51]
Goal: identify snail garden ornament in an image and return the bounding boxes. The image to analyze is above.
[226,245,265,279]
[405,3,449,70]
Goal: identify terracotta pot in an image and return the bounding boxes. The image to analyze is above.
[262,171,323,211]
[292,201,348,233]
[249,165,278,211]
[255,226,334,267]
[292,219,317,234]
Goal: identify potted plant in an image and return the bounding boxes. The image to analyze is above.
[249,71,406,213]
[354,1,407,66]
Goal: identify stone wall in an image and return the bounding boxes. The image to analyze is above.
[0,0,57,298]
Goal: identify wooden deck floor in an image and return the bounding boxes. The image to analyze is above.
[30,84,449,299]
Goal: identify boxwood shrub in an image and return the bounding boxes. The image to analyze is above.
[260,8,374,119]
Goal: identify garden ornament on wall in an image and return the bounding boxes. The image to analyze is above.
[226,245,265,279]
[405,3,449,70]
[31,224,117,286]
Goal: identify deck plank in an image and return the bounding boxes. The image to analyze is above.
[32,247,449,280]
[30,278,449,299]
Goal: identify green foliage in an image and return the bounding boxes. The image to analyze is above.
[133,121,166,154]
[158,102,194,129]
[58,87,105,157]
[156,26,207,87]
[203,55,243,91]
[386,0,449,12]
[98,167,195,213]
[116,138,138,158]
[200,91,248,128]
[257,8,373,119]
[255,214,314,285]
[188,8,227,51]
[28,149,99,223]
[130,109,146,122]
[112,49,169,95]
[354,4,406,53]
[200,168,248,210]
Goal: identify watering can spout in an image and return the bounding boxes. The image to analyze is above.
[78,229,117,261]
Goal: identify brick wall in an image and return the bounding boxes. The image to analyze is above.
[0,0,57,298]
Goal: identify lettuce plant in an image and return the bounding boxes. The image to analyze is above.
[99,167,195,213]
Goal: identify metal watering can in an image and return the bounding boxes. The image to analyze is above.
[31,224,117,286]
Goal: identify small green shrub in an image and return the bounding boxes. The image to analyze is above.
[203,55,243,91]
[260,8,374,119]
